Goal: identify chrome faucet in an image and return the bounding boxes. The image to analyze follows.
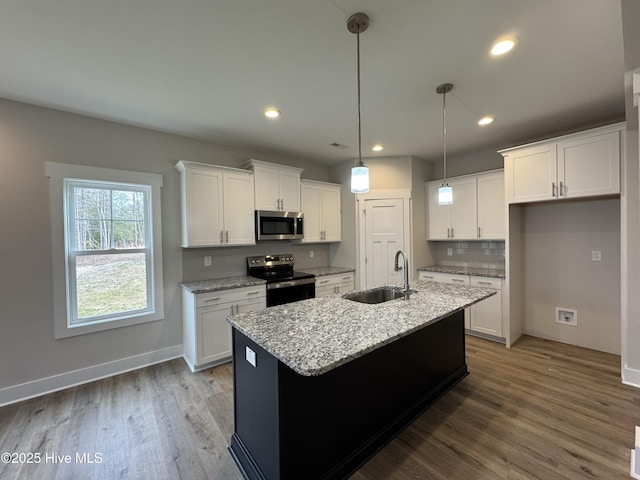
[394,250,411,299]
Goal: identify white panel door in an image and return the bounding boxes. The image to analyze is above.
[557,131,620,198]
[279,169,302,211]
[505,144,556,203]
[477,171,505,240]
[223,171,255,245]
[449,176,478,239]
[364,199,405,288]
[427,182,451,240]
[301,182,322,243]
[321,186,341,242]
[186,169,223,246]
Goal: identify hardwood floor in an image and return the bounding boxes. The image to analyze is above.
[0,335,637,479]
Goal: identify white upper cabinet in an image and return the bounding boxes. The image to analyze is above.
[301,180,342,243]
[244,159,303,212]
[477,171,505,240]
[176,161,255,247]
[501,123,623,204]
[427,170,505,241]
[427,176,478,240]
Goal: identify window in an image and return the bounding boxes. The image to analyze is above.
[46,163,164,338]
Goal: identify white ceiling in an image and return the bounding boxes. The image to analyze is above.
[0,0,625,165]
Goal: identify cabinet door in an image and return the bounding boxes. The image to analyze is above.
[427,182,451,240]
[301,182,322,243]
[470,289,503,337]
[223,171,256,245]
[197,302,234,366]
[557,131,620,199]
[504,144,556,203]
[477,171,505,240]
[279,170,301,211]
[321,186,341,242]
[185,169,224,246]
[450,177,478,239]
[253,166,281,210]
[315,285,337,297]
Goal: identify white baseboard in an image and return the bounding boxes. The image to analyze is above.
[632,448,639,479]
[0,344,183,407]
[623,365,640,389]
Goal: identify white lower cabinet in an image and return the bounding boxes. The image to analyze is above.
[418,271,504,339]
[468,277,503,338]
[182,285,266,371]
[315,272,355,297]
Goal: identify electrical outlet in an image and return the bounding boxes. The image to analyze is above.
[592,250,601,262]
[447,247,453,256]
[555,307,577,327]
[310,250,314,258]
[204,255,212,267]
[245,346,256,367]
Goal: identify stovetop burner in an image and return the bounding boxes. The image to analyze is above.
[247,254,314,284]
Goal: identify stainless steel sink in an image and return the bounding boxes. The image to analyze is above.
[343,286,416,304]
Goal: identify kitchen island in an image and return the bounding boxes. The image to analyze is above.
[227,280,495,480]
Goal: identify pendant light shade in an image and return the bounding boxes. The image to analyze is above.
[348,13,370,193]
[351,165,369,193]
[437,83,453,205]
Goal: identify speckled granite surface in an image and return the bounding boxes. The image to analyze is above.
[227,280,495,376]
[180,276,266,294]
[417,265,506,279]
[297,266,355,277]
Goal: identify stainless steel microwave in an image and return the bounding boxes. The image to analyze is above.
[255,210,304,241]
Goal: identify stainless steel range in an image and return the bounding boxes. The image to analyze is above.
[247,254,315,307]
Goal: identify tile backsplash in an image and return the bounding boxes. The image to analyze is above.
[182,243,331,281]
[430,241,505,269]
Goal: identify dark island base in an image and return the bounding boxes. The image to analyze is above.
[229,310,467,480]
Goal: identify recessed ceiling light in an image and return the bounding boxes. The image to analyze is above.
[264,108,281,118]
[490,38,517,56]
[372,144,384,152]
[478,116,494,126]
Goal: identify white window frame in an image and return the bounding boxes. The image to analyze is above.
[46,162,164,338]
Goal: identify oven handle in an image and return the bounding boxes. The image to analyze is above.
[266,278,316,290]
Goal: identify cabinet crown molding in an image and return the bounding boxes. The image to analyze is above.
[242,158,305,174]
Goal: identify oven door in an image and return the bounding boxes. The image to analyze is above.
[267,278,315,307]
[256,210,303,241]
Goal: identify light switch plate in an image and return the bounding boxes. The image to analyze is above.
[204,255,212,266]
[245,346,256,367]
[591,250,601,262]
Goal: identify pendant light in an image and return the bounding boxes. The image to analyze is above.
[437,83,453,205]
[348,13,370,193]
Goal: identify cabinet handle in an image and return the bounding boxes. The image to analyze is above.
[478,281,493,286]
[229,305,234,315]
[342,276,352,280]
[220,230,224,243]
[447,228,450,238]
[246,291,260,296]
[423,275,434,279]
[319,280,329,285]
[478,227,481,238]
[205,297,222,303]
[236,304,239,314]
[559,181,564,197]
[452,278,465,283]
[451,228,455,238]
[225,230,229,243]
[552,182,556,197]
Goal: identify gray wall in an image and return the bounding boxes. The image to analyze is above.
[0,97,330,390]
[431,148,503,179]
[521,199,621,354]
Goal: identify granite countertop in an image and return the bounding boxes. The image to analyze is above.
[297,266,355,277]
[227,280,495,377]
[418,265,506,279]
[180,276,266,294]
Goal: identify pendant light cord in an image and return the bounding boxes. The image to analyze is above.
[356,27,362,168]
[442,89,447,185]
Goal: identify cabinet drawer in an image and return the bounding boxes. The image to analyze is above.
[470,277,502,290]
[418,271,469,285]
[195,285,266,308]
[315,273,354,288]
